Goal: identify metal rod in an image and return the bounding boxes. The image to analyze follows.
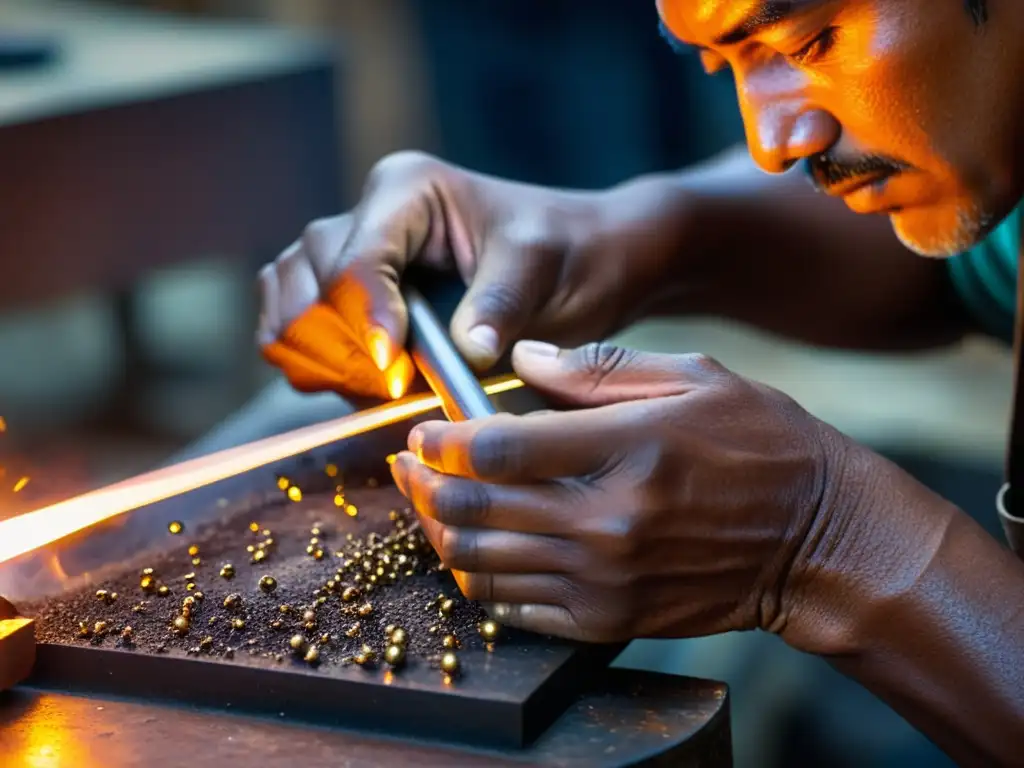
[403,285,498,422]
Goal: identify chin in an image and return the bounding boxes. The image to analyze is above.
[889,201,994,259]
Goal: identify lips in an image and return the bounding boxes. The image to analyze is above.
[821,171,896,199]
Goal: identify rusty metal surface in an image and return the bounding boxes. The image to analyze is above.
[0,669,732,767]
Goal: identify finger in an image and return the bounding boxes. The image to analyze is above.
[271,242,323,332]
[411,513,582,574]
[407,413,617,482]
[483,602,585,641]
[276,307,416,400]
[390,452,579,534]
[449,247,559,370]
[512,342,724,407]
[450,572,573,606]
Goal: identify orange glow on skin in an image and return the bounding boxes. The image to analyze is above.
[0,376,523,566]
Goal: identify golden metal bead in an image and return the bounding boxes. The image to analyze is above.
[209,617,218,626]
[304,646,320,665]
[325,580,336,591]
[246,545,256,553]
[479,620,500,642]
[220,564,235,580]
[302,610,316,624]
[428,625,439,634]
[345,504,358,518]
[142,567,155,577]
[77,621,91,638]
[357,603,373,617]
[360,644,376,661]
[182,596,197,610]
[316,597,327,606]
[186,582,196,592]
[184,573,196,581]
[305,545,315,556]
[438,599,454,617]
[200,636,213,651]
[353,653,369,666]
[193,592,205,602]
[94,621,108,636]
[172,616,189,634]
[121,626,134,641]
[313,549,325,561]
[181,606,193,620]
[325,463,339,478]
[192,557,202,566]
[319,633,330,645]
[341,586,359,603]
[140,576,156,592]
[249,521,260,532]
[287,486,302,502]
[390,628,408,647]
[157,585,171,597]
[223,593,241,610]
[442,634,460,650]
[279,604,292,614]
[289,634,307,653]
[168,521,184,535]
[384,644,405,667]
[333,494,345,508]
[385,624,396,636]
[440,652,460,675]
[276,477,290,491]
[271,620,284,630]
[252,549,267,564]
[188,545,200,557]
[232,619,246,631]
[259,576,278,593]
[262,529,271,537]
[345,623,361,638]
[132,603,146,614]
[353,573,363,584]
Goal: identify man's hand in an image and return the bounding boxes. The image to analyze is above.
[390,341,857,644]
[257,152,678,401]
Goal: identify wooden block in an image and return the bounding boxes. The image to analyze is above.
[0,617,35,692]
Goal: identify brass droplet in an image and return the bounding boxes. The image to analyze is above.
[249,522,261,533]
[276,477,290,491]
[96,589,110,603]
[385,624,396,636]
[289,634,307,653]
[341,586,359,603]
[188,545,200,557]
[345,623,361,638]
[302,610,316,624]
[271,620,284,630]
[305,545,315,556]
[121,626,134,642]
[390,628,408,647]
[304,646,320,665]
[246,545,256,553]
[316,596,327,606]
[172,616,190,635]
[313,549,325,561]
[184,573,196,581]
[200,636,214,651]
[287,486,302,502]
[157,585,171,597]
[438,599,454,617]
[142,567,155,577]
[186,582,196,592]
[252,549,267,564]
[262,529,271,537]
[479,620,500,642]
[223,593,241,611]
[192,557,202,566]
[319,633,331,645]
[279,604,292,614]
[168,521,184,535]
[182,596,197,611]
[357,603,373,617]
[442,634,460,650]
[132,603,146,614]
[440,652,460,675]
[77,621,91,638]
[384,644,405,667]
[259,576,278,593]
[232,618,246,631]
[345,504,358,518]
[325,464,338,478]
[209,617,218,626]
[360,644,376,661]
[220,564,235,580]
[94,621,108,636]
[428,625,439,634]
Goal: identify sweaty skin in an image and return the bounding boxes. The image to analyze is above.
[258,0,1024,764]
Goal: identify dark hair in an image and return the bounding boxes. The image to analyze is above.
[966,0,988,24]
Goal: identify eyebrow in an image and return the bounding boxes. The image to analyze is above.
[715,0,823,45]
[657,0,824,53]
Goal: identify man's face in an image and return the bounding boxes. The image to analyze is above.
[657,0,1024,257]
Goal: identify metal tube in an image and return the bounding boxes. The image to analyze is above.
[403,284,497,422]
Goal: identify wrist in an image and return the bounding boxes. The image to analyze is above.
[773,434,957,657]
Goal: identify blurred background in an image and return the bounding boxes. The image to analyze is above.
[0,0,1012,765]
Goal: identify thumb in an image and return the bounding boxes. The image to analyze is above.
[449,251,558,371]
[511,341,718,407]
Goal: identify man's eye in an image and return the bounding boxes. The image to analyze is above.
[786,26,838,65]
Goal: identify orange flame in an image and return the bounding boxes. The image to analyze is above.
[0,376,523,566]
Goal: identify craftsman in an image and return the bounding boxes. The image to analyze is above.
[257,0,1024,764]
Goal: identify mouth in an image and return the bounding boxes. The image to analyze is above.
[821,170,897,199]
[828,172,904,215]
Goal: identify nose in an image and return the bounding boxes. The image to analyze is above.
[736,65,839,174]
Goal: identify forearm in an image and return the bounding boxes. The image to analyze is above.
[604,146,970,350]
[787,446,1024,766]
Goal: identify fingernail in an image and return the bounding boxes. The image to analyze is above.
[408,428,424,459]
[467,325,500,359]
[514,340,559,358]
[366,326,392,371]
[386,368,406,400]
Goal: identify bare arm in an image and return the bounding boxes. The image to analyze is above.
[602,146,970,351]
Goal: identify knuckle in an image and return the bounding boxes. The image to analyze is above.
[577,342,637,377]
[458,573,490,602]
[439,527,478,572]
[473,281,531,323]
[367,150,441,189]
[678,352,724,377]
[468,421,521,479]
[430,479,489,527]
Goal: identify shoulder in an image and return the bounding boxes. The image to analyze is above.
[947,204,1021,344]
